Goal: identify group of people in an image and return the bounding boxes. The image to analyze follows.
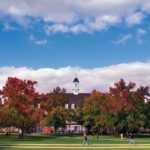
[120,132,135,144]
[82,132,135,145]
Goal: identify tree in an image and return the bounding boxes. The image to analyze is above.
[81,90,107,132]
[132,86,150,130]
[106,79,149,133]
[0,106,18,128]
[145,100,150,128]
[46,107,68,132]
[45,87,68,133]
[0,77,40,136]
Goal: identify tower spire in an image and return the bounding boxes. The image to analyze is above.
[72,75,80,95]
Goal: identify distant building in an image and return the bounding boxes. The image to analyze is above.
[65,93,90,109]
[72,75,80,95]
[64,76,90,133]
[67,76,90,109]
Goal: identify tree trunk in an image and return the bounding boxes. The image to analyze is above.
[54,126,58,134]
[21,127,24,137]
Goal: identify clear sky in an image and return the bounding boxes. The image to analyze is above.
[0,0,150,93]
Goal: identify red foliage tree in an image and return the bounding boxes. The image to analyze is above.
[104,79,135,113]
[0,77,41,136]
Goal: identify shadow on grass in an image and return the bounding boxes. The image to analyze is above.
[0,134,58,144]
[0,133,83,144]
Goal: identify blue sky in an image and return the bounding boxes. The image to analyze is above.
[0,0,150,69]
[0,0,150,93]
[0,22,150,69]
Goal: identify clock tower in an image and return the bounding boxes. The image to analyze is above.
[72,75,80,95]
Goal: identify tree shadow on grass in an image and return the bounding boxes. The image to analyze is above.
[0,134,58,144]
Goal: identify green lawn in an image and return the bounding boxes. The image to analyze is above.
[0,134,150,144]
[0,133,149,150]
[0,148,150,150]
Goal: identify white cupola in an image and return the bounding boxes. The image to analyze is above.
[72,75,80,95]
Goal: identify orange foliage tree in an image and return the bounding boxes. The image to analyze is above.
[0,77,41,136]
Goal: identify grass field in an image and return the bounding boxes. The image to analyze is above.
[0,133,149,150]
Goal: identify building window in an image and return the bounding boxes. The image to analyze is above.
[38,103,41,109]
[71,104,75,109]
[65,104,69,109]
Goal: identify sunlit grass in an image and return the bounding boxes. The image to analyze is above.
[0,133,149,149]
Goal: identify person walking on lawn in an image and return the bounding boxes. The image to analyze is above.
[83,133,89,145]
[129,132,135,144]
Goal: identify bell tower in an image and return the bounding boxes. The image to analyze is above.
[72,75,80,95]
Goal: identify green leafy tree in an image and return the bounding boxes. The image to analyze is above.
[45,87,68,133]
[81,90,107,132]
[145,101,150,128]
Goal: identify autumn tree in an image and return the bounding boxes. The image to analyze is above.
[0,77,40,136]
[45,87,68,133]
[106,79,149,133]
[81,90,107,132]
[0,106,18,128]
[80,79,150,135]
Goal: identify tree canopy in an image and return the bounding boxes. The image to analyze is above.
[0,77,149,135]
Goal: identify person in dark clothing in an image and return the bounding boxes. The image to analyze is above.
[129,133,134,144]
[96,131,100,139]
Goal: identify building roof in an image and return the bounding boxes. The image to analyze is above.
[73,77,79,83]
[67,93,90,105]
